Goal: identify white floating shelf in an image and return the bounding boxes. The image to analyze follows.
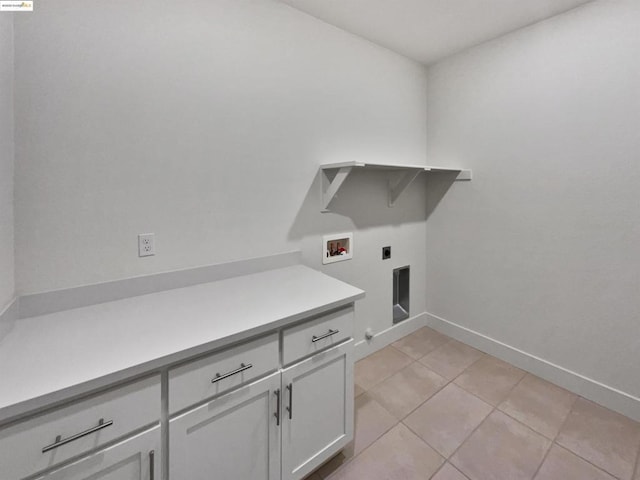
[320,161,472,212]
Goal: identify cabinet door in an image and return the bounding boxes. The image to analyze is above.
[35,426,160,480]
[281,341,354,480]
[170,372,281,480]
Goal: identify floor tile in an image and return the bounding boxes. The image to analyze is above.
[451,410,551,480]
[432,463,470,480]
[368,362,447,420]
[454,355,525,406]
[391,327,450,360]
[499,374,576,439]
[315,394,398,478]
[325,424,444,480]
[404,383,493,457]
[354,346,413,391]
[556,397,640,480]
[351,393,398,456]
[315,451,351,479]
[534,444,616,480]
[419,339,484,380]
[354,383,365,398]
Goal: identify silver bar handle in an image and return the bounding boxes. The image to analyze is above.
[42,418,113,453]
[286,384,293,420]
[274,389,281,426]
[211,363,253,383]
[312,329,339,343]
[149,450,155,480]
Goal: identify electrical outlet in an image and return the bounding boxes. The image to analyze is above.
[138,233,155,257]
[382,246,391,260]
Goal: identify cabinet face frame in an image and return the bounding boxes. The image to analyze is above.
[169,372,282,480]
[34,426,161,480]
[280,341,354,480]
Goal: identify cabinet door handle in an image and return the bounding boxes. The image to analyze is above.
[149,450,155,480]
[42,418,113,453]
[312,329,339,342]
[211,363,253,383]
[286,384,293,420]
[274,389,281,426]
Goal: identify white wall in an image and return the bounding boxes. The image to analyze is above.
[426,0,640,399]
[0,14,15,312]
[13,1,429,339]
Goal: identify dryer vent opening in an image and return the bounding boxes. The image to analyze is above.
[393,266,410,324]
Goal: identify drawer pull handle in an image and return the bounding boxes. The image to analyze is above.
[211,363,253,383]
[42,418,113,453]
[274,389,281,426]
[312,329,340,343]
[149,450,155,480]
[286,383,293,420]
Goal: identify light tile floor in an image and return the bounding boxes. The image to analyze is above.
[305,327,640,480]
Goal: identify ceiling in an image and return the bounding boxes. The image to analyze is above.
[278,0,593,65]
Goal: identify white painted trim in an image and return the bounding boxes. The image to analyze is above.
[0,299,18,347]
[354,313,428,361]
[426,312,640,423]
[18,251,302,318]
[0,297,17,323]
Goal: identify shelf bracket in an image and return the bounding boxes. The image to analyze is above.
[388,168,423,207]
[321,167,352,212]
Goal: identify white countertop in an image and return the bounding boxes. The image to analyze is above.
[0,265,364,424]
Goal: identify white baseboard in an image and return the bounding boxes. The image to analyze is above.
[0,297,17,323]
[426,312,640,423]
[354,313,428,361]
[0,298,18,340]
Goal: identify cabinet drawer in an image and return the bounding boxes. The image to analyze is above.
[0,375,160,480]
[169,333,279,414]
[34,426,160,480]
[282,306,353,366]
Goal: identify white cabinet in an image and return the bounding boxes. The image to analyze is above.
[0,376,160,480]
[34,426,160,480]
[281,341,354,480]
[168,308,356,480]
[169,333,279,414]
[281,307,353,366]
[0,266,362,480]
[170,372,281,480]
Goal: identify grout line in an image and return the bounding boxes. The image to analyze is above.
[529,438,554,480]
[552,394,579,444]
[445,401,498,472]
[320,418,402,479]
[401,349,497,447]
[406,352,562,476]
[356,346,414,392]
[408,349,503,462]
[397,339,488,424]
[428,461,471,480]
[551,395,630,480]
[547,443,624,480]
[352,330,639,480]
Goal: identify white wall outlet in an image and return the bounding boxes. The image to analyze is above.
[138,233,155,257]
